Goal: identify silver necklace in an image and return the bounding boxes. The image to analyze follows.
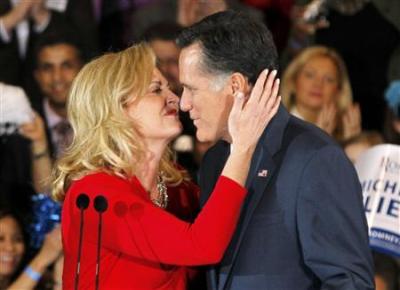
[151,172,168,208]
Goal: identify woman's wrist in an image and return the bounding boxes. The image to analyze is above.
[31,140,49,159]
[23,266,42,282]
[32,147,49,159]
[230,144,256,156]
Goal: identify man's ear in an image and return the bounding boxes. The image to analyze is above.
[230,73,251,97]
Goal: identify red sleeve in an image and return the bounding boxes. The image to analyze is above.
[67,174,246,266]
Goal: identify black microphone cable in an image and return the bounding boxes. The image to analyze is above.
[93,195,108,290]
[74,193,90,290]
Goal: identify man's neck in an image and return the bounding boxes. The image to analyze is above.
[48,101,67,119]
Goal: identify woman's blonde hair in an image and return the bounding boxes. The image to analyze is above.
[281,46,353,113]
[52,43,186,201]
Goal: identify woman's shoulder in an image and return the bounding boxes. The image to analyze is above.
[68,171,136,197]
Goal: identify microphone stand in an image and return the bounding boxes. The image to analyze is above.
[74,193,90,290]
[94,195,108,290]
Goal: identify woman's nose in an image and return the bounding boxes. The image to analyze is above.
[166,91,179,105]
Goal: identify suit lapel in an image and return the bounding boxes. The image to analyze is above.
[220,106,290,289]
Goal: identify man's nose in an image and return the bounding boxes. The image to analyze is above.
[52,67,63,82]
[180,92,192,112]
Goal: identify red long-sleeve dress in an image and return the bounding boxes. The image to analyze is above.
[61,172,246,290]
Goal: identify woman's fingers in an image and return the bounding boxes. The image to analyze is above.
[230,91,245,119]
[261,70,277,103]
[262,78,280,110]
[247,69,269,106]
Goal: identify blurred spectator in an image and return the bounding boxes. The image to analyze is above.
[0,0,98,92]
[30,33,84,158]
[16,33,84,193]
[46,0,99,59]
[0,208,63,290]
[0,209,29,290]
[383,80,400,144]
[128,0,263,42]
[286,0,400,131]
[373,251,399,290]
[281,45,361,141]
[141,21,215,182]
[142,21,203,180]
[342,131,384,163]
[142,21,183,95]
[0,0,53,86]
[0,83,34,185]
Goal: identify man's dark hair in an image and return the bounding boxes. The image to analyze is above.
[142,21,183,42]
[176,10,278,85]
[33,32,85,69]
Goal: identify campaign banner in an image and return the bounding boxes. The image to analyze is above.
[355,144,400,257]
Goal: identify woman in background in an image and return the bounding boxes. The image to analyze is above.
[0,208,62,290]
[281,45,361,141]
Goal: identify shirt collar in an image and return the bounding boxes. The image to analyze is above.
[43,99,66,128]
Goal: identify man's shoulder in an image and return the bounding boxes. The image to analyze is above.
[284,115,339,152]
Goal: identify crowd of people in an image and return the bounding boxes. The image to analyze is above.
[1,1,399,289]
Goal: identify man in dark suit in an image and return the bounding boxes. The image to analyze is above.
[177,11,374,290]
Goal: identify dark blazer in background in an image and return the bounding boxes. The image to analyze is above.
[199,105,374,290]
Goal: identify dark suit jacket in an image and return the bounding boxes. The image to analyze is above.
[199,106,374,290]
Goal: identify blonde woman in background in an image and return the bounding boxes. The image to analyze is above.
[281,46,361,141]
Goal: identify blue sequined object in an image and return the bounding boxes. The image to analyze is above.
[28,194,61,249]
[385,80,400,118]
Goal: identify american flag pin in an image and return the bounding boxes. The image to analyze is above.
[257,169,268,177]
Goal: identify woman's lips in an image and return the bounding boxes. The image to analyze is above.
[165,109,178,116]
[309,91,323,98]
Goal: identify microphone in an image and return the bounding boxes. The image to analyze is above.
[94,195,108,290]
[74,193,90,290]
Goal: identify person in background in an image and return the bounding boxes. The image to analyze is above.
[0,0,56,87]
[281,45,361,142]
[19,33,84,193]
[286,0,400,131]
[128,0,263,42]
[342,131,384,163]
[0,208,63,290]
[142,21,204,180]
[0,82,35,186]
[142,21,183,96]
[383,80,400,144]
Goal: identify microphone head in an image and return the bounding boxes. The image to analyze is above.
[76,193,90,210]
[94,195,108,213]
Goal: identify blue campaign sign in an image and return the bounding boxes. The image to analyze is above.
[355,144,400,258]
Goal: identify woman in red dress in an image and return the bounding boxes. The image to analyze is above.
[52,43,280,290]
